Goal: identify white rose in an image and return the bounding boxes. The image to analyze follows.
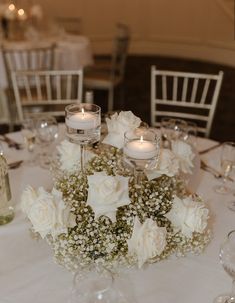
[25,187,75,239]
[102,111,141,149]
[165,196,209,238]
[87,172,131,222]
[57,140,95,173]
[21,185,38,215]
[146,149,179,180]
[127,217,167,268]
[171,140,195,174]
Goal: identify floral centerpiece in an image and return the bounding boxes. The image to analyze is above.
[21,111,211,272]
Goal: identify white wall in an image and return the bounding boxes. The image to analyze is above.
[37,0,235,66]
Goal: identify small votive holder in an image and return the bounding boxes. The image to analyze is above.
[123,127,161,183]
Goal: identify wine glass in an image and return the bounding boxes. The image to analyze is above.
[183,121,198,147]
[214,142,235,195]
[65,103,101,174]
[35,115,59,169]
[69,266,129,303]
[214,230,235,303]
[160,118,187,147]
[21,118,37,165]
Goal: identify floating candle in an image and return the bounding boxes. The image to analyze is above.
[124,136,157,160]
[66,108,98,130]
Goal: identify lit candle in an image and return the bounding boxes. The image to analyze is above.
[17,8,27,20]
[4,3,16,19]
[66,108,98,130]
[8,4,15,11]
[124,136,157,160]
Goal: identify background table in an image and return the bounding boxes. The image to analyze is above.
[0,134,234,303]
[0,34,93,90]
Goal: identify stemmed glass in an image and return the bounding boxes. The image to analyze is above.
[160,118,188,148]
[214,142,235,195]
[123,127,161,184]
[70,265,129,303]
[21,118,37,165]
[182,121,198,147]
[35,116,59,169]
[65,103,101,174]
[214,230,235,303]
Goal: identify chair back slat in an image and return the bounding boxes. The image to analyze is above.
[66,74,72,100]
[23,75,32,101]
[173,76,178,101]
[200,79,210,104]
[181,77,188,101]
[46,75,52,100]
[190,78,199,103]
[56,75,61,100]
[162,75,167,100]
[151,65,224,137]
[35,75,42,101]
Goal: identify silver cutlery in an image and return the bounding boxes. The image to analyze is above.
[199,143,222,155]
[0,135,23,150]
[200,160,234,182]
[8,160,23,169]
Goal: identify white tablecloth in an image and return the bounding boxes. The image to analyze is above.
[0,34,93,89]
[0,135,234,303]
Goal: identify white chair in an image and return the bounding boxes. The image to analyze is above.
[84,23,130,112]
[2,43,55,129]
[151,66,224,137]
[11,69,83,123]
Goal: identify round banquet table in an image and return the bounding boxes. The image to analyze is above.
[0,130,235,303]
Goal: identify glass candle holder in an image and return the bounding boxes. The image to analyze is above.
[65,103,101,173]
[123,128,161,184]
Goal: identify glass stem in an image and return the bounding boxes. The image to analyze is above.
[134,167,143,185]
[80,144,85,174]
[228,280,235,303]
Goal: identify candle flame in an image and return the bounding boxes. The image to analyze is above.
[18,9,25,16]
[81,108,85,118]
[9,4,15,11]
[140,136,144,143]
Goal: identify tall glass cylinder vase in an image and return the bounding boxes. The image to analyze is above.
[65,103,101,174]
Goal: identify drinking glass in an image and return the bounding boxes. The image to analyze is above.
[35,116,59,169]
[214,142,235,195]
[183,121,198,147]
[123,127,161,184]
[214,230,235,303]
[69,266,129,303]
[65,103,101,174]
[160,118,187,147]
[21,118,36,165]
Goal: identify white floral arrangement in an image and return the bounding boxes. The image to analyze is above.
[21,111,211,271]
